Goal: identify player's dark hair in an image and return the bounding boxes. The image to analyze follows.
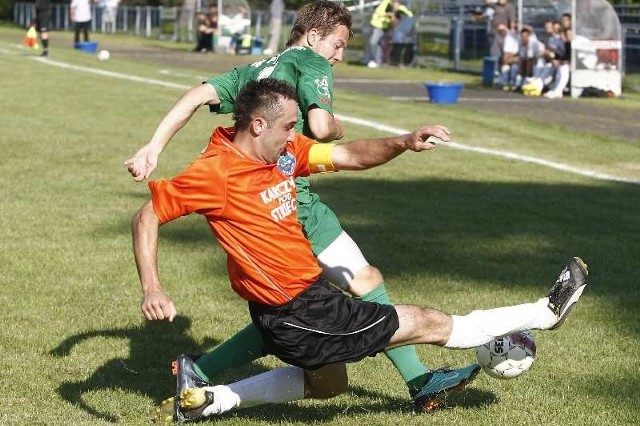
[286,0,352,47]
[233,79,296,131]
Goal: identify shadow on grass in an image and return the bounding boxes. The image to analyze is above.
[186,386,497,424]
[49,316,220,422]
[118,178,640,299]
[102,177,640,421]
[310,177,640,297]
[48,315,498,423]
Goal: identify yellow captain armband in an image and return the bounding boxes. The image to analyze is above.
[309,143,337,173]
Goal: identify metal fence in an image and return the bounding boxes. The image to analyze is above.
[12,2,640,72]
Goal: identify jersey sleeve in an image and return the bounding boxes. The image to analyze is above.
[148,155,226,224]
[206,67,242,115]
[279,53,334,116]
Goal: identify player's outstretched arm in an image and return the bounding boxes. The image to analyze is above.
[124,83,221,182]
[132,201,177,322]
[330,125,450,171]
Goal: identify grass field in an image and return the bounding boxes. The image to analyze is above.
[1,26,640,425]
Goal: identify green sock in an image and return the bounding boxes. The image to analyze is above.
[194,323,264,380]
[358,284,430,395]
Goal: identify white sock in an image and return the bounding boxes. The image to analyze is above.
[444,298,556,349]
[551,63,570,94]
[200,366,305,416]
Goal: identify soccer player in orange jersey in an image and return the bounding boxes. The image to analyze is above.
[132,79,588,422]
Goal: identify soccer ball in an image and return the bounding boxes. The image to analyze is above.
[97,50,110,61]
[476,331,536,379]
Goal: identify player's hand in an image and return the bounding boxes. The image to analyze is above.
[124,144,162,182]
[141,289,177,322]
[406,125,451,151]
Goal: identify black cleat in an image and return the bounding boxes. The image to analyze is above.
[172,354,209,396]
[547,257,588,330]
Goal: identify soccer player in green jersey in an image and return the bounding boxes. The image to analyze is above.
[124,0,478,411]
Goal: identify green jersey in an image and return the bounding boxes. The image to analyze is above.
[207,46,342,254]
[207,46,334,139]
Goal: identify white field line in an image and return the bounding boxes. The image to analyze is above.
[31,56,190,90]
[335,115,640,185]
[23,55,640,185]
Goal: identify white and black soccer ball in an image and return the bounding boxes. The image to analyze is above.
[97,49,110,61]
[476,331,536,379]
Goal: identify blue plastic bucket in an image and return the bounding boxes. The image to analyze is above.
[75,41,98,53]
[424,82,464,105]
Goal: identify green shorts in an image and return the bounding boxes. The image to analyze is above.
[296,177,343,256]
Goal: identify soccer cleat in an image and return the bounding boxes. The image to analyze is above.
[412,363,481,412]
[154,389,215,423]
[153,395,178,424]
[178,388,216,421]
[172,354,209,397]
[547,257,588,330]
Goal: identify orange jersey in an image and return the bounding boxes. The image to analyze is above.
[149,127,323,306]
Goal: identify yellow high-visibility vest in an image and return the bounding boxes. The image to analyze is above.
[370,0,393,30]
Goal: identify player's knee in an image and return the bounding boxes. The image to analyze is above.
[348,265,384,296]
[354,265,383,287]
[304,363,348,399]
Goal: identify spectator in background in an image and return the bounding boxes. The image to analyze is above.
[473,0,514,79]
[34,0,51,57]
[389,9,416,68]
[514,26,542,91]
[365,0,394,68]
[70,0,92,45]
[496,23,519,90]
[193,11,212,53]
[544,13,572,99]
[489,0,516,59]
[471,0,496,52]
[522,20,565,96]
[263,0,284,55]
[208,5,220,52]
[101,0,119,34]
[227,5,251,54]
[367,0,413,68]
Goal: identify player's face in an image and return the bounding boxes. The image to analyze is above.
[260,98,298,164]
[312,25,350,66]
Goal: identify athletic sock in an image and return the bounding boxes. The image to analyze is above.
[200,367,305,416]
[357,284,429,396]
[444,298,556,349]
[194,323,264,380]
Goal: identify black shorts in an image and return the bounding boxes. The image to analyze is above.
[249,279,399,370]
[35,11,51,33]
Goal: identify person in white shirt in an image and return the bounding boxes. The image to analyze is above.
[101,0,119,34]
[515,26,542,91]
[70,0,93,44]
[497,23,519,89]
